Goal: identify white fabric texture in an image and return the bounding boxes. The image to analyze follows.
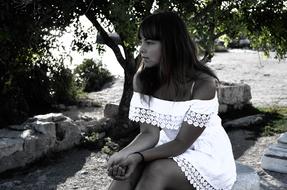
[129,92,237,190]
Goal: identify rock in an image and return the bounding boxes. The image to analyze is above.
[0,130,54,173]
[80,115,93,121]
[7,125,27,131]
[218,104,228,113]
[261,132,287,173]
[30,121,56,137]
[20,129,34,139]
[75,119,101,134]
[0,138,24,159]
[53,118,82,152]
[33,113,67,122]
[278,132,287,146]
[23,133,55,157]
[104,104,119,118]
[223,114,265,128]
[218,82,252,113]
[0,128,23,138]
[0,113,81,174]
[232,162,260,190]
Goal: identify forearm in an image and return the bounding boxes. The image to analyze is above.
[120,131,159,155]
[141,139,188,162]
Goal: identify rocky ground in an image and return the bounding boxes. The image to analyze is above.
[0,49,287,190]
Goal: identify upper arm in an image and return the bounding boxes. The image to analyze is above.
[175,78,216,148]
[192,77,217,100]
[140,122,160,135]
[140,123,160,144]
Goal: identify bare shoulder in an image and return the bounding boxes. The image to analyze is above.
[192,74,217,100]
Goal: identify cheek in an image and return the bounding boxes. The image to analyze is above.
[152,47,162,63]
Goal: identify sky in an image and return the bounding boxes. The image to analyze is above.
[50,16,124,76]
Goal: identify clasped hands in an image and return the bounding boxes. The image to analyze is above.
[107,152,142,180]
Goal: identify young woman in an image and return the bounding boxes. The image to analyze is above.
[107,11,236,190]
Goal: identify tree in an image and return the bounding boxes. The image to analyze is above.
[15,0,287,139]
[0,0,81,127]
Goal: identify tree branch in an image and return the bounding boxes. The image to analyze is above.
[85,11,127,69]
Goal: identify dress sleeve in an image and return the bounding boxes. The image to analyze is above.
[183,101,217,128]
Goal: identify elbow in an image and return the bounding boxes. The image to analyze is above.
[141,130,160,147]
[151,131,160,146]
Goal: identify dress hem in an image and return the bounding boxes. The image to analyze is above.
[173,156,221,190]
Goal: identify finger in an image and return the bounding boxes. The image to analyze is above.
[112,165,120,177]
[118,166,125,176]
[108,167,113,177]
[123,165,135,179]
[114,175,128,180]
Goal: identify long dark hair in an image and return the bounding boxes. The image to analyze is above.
[137,11,218,97]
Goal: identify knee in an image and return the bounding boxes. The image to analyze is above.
[135,160,167,190]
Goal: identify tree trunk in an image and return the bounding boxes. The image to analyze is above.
[107,56,139,142]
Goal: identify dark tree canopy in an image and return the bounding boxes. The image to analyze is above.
[2,0,286,136]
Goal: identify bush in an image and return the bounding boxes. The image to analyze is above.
[0,60,84,128]
[74,59,114,92]
[50,64,81,105]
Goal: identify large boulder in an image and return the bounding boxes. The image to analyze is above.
[218,82,252,113]
[0,113,82,174]
[53,118,82,152]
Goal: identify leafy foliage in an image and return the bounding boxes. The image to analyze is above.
[2,0,287,133]
[0,1,82,127]
[74,59,114,92]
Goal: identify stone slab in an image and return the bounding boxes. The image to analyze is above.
[232,162,260,190]
[261,155,287,173]
[278,132,287,144]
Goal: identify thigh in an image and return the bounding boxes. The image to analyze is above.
[136,159,195,190]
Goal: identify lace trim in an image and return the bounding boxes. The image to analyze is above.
[173,157,219,190]
[129,106,183,129]
[183,109,211,128]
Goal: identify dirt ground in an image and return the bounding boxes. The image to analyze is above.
[209,49,287,107]
[0,49,286,190]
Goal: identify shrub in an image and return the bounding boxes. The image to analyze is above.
[74,59,114,92]
[50,64,81,105]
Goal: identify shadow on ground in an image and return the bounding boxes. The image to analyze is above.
[0,147,92,190]
[260,169,287,190]
[227,128,259,159]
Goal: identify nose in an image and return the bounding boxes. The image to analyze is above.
[140,45,146,55]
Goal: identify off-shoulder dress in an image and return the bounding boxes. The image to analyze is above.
[128,91,237,190]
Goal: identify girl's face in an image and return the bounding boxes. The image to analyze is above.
[139,35,162,68]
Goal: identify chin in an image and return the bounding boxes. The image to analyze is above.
[144,62,159,68]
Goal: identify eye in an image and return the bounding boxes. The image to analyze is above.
[146,40,154,45]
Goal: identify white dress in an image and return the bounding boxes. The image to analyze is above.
[128,91,237,190]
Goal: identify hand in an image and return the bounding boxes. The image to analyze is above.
[107,151,128,180]
[113,153,143,180]
[108,164,127,180]
[107,151,128,170]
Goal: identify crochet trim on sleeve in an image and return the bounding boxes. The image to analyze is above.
[183,109,211,128]
[129,106,183,129]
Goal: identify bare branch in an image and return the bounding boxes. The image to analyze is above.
[85,11,127,69]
